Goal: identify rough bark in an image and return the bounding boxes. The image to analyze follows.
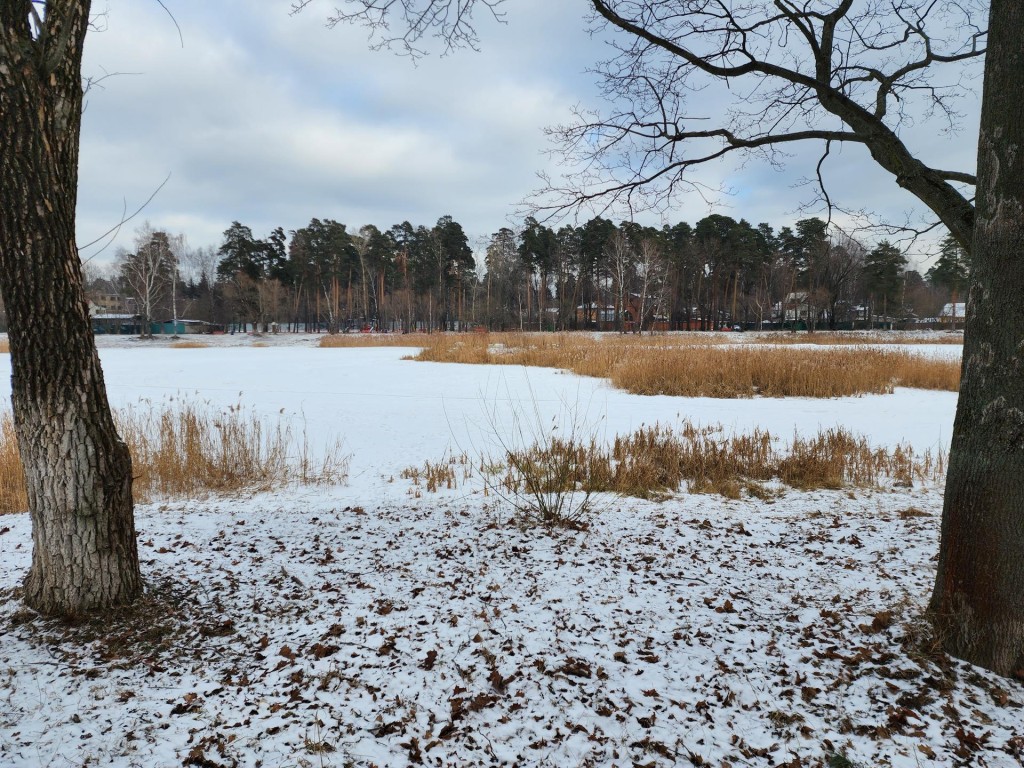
[0,1,141,614]
[929,0,1024,678]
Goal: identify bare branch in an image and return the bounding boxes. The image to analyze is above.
[153,0,184,48]
[78,173,173,262]
[292,0,507,57]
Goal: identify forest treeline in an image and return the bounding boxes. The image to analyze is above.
[47,213,969,335]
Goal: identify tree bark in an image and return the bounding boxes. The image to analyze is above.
[930,0,1024,678]
[0,1,141,614]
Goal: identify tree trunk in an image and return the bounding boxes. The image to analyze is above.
[0,1,141,615]
[930,0,1024,678]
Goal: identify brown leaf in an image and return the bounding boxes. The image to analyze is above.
[420,649,438,671]
[399,737,423,764]
[308,643,339,659]
[371,721,404,738]
[558,658,592,678]
[468,693,500,712]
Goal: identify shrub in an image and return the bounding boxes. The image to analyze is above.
[498,436,608,528]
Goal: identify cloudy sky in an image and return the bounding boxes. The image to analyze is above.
[76,1,982,269]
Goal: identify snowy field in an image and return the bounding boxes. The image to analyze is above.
[2,333,1022,767]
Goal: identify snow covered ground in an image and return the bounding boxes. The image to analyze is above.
[3,333,1022,767]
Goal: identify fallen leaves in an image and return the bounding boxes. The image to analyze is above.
[3,490,1021,768]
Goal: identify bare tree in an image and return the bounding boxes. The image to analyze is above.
[607,229,633,332]
[818,228,867,330]
[0,1,141,614]
[634,236,667,334]
[118,223,175,338]
[300,0,1024,677]
[168,233,186,336]
[548,1,982,247]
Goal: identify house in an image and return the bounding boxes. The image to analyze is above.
[575,303,617,327]
[939,302,966,319]
[622,294,671,332]
[153,319,223,335]
[781,292,810,323]
[91,313,141,335]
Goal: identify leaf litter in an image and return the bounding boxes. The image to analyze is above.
[2,484,1022,767]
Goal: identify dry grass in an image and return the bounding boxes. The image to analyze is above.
[753,331,963,345]
[0,414,27,514]
[608,422,943,498]
[319,333,433,348]
[0,338,8,354]
[406,419,945,508]
[409,333,960,397]
[170,340,209,349]
[0,402,348,515]
[401,452,471,493]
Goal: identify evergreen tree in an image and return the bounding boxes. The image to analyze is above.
[926,234,969,325]
[861,240,907,327]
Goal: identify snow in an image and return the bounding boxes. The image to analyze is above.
[3,333,1022,768]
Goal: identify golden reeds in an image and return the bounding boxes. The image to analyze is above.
[753,331,963,345]
[0,413,27,514]
[0,402,347,515]
[319,333,433,348]
[0,338,8,353]
[408,419,946,505]
[407,333,960,397]
[170,341,209,349]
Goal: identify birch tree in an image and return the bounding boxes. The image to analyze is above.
[298,0,1024,677]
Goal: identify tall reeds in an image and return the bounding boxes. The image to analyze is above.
[0,402,347,515]
[408,419,946,511]
[407,333,960,397]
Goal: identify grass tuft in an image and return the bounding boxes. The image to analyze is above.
[0,338,8,354]
[170,341,209,349]
[401,452,470,493]
[0,401,347,515]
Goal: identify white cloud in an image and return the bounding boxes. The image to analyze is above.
[76,0,980,267]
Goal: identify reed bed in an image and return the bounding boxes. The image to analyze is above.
[407,419,945,508]
[0,414,26,514]
[0,402,347,515]
[410,332,959,397]
[319,333,435,348]
[170,341,209,349]
[0,338,8,353]
[753,331,963,345]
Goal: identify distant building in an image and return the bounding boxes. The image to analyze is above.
[939,302,966,319]
[782,292,810,323]
[91,313,141,335]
